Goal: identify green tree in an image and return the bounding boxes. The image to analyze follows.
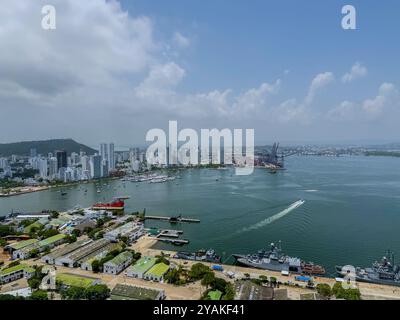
[165,268,181,285]
[50,211,59,219]
[189,263,211,281]
[84,285,110,300]
[91,260,101,273]
[222,283,235,300]
[0,238,7,247]
[332,282,361,300]
[60,286,85,300]
[72,229,81,237]
[201,272,216,290]
[30,290,48,300]
[316,283,332,298]
[155,255,170,266]
[28,278,42,290]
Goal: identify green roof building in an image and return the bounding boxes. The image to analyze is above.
[103,251,133,275]
[110,283,165,300]
[13,234,67,260]
[0,264,35,284]
[144,262,169,282]
[5,239,38,252]
[126,256,157,279]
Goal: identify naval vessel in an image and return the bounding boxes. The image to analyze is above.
[336,250,400,287]
[233,242,325,275]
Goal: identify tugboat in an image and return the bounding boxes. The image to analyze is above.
[233,241,325,275]
[336,250,400,287]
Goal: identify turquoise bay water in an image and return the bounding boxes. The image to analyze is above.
[1,155,400,274]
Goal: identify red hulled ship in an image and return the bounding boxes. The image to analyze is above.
[92,199,125,210]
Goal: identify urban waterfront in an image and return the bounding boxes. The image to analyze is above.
[1,155,400,275]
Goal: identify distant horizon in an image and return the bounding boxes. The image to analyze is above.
[2,137,400,152]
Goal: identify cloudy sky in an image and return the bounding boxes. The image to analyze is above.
[1,0,400,147]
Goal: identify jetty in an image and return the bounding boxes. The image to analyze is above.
[157,238,190,245]
[145,215,200,223]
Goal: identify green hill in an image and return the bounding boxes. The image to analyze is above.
[0,139,97,157]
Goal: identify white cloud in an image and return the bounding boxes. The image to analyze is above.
[342,62,368,83]
[362,83,398,119]
[327,101,357,121]
[173,32,190,48]
[305,72,334,105]
[135,62,186,97]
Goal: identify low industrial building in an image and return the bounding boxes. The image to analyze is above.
[110,283,165,300]
[126,256,157,279]
[103,251,133,275]
[13,234,67,260]
[55,238,110,268]
[79,242,120,271]
[0,264,35,284]
[234,281,274,300]
[143,262,169,282]
[104,222,144,243]
[41,239,93,264]
[4,239,38,254]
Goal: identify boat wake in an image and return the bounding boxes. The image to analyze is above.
[238,200,305,233]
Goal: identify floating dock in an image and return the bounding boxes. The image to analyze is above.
[156,229,183,238]
[145,215,200,223]
[157,238,190,245]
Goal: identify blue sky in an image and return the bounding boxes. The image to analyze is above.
[120,0,400,95]
[1,0,400,145]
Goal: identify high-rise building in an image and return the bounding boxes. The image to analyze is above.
[56,150,67,170]
[90,154,102,179]
[101,159,109,177]
[99,143,115,172]
[48,157,58,179]
[0,158,9,169]
[108,143,115,171]
[38,158,48,178]
[100,143,108,161]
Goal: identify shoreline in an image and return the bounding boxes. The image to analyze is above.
[0,177,120,198]
[133,237,400,300]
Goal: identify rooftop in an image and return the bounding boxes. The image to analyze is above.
[0,264,35,277]
[111,284,162,300]
[6,239,38,251]
[37,234,66,247]
[44,240,92,260]
[106,222,140,238]
[145,262,169,278]
[128,256,156,274]
[56,273,99,288]
[64,238,110,262]
[105,251,132,267]
[234,281,274,300]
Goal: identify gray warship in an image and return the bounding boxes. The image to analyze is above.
[233,242,325,275]
[336,250,400,286]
